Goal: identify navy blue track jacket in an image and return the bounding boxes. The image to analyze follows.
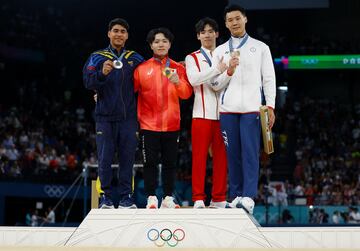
[83,46,144,122]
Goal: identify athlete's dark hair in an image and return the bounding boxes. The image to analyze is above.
[108,18,129,31]
[195,17,219,34]
[223,4,246,20]
[146,27,174,44]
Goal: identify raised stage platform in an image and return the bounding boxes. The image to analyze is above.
[1,209,360,249]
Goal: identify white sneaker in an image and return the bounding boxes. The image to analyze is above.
[160,196,180,209]
[209,200,227,208]
[226,196,242,208]
[193,200,205,209]
[239,197,255,214]
[146,195,158,209]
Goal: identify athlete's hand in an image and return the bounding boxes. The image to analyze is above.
[217,56,228,73]
[227,56,239,76]
[102,60,114,76]
[268,108,275,129]
[168,72,179,85]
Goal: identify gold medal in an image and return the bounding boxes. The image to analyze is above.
[162,67,176,78]
[231,50,240,58]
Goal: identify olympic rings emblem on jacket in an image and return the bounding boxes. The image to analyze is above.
[147,228,185,247]
[44,185,65,198]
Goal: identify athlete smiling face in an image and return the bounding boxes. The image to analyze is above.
[108,24,128,51]
[150,33,171,59]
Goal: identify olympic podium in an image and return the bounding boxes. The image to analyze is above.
[63,208,268,248]
[1,209,360,249]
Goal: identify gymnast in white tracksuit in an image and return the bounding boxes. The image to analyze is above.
[211,4,276,213]
[185,17,228,209]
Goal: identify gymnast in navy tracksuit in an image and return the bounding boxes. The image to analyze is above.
[83,18,144,209]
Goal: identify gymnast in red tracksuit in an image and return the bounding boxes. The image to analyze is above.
[185,18,228,208]
[134,28,192,209]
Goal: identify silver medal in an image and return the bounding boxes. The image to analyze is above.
[113,60,123,69]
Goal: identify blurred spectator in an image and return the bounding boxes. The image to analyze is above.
[332,211,341,224]
[282,209,294,224]
[25,210,32,226]
[31,210,39,227]
[267,182,288,206]
[348,207,360,224]
[309,207,329,224]
[44,206,55,224]
[319,208,329,223]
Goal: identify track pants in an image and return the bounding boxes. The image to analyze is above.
[220,113,260,199]
[141,130,179,197]
[96,119,137,199]
[191,118,227,202]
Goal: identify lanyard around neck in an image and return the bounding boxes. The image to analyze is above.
[154,57,170,67]
[200,48,212,67]
[109,47,126,62]
[228,33,249,52]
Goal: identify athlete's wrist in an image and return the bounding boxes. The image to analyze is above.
[227,68,234,76]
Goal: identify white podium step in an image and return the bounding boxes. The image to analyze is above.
[63,208,271,248]
[1,209,360,248]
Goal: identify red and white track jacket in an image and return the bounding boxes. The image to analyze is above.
[185,47,222,120]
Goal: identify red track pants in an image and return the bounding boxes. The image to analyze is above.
[191,118,227,202]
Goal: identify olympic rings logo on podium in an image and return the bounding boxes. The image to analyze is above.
[147,228,185,247]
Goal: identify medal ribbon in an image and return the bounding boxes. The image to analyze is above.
[154,57,170,68]
[109,46,127,63]
[200,48,212,67]
[154,57,172,77]
[228,33,249,52]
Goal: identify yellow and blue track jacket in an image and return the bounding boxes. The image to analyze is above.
[83,46,144,122]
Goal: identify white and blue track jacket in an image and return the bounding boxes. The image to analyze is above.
[211,35,276,113]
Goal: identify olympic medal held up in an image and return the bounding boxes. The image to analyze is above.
[113,59,123,69]
[230,49,240,58]
[162,67,177,78]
